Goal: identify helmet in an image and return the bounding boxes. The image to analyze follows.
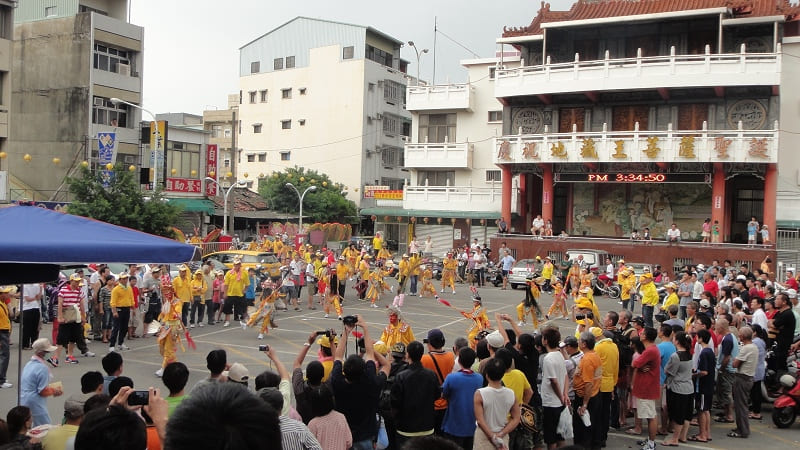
[780,374,796,388]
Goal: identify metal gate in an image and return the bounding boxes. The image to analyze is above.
[776,228,800,282]
[415,224,454,258]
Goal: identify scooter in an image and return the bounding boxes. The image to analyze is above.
[486,261,503,287]
[763,341,800,402]
[772,373,800,428]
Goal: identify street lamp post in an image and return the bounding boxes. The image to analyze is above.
[285,183,316,235]
[110,97,161,189]
[407,41,429,86]
[205,177,246,235]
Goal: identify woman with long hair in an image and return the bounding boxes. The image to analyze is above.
[663,331,694,446]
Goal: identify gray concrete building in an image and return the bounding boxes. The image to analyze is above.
[0,1,14,202]
[9,0,143,201]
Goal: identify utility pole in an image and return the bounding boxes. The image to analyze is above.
[432,16,437,85]
[228,108,237,235]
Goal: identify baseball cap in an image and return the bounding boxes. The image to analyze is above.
[559,336,579,348]
[390,342,407,357]
[699,299,711,308]
[316,335,340,348]
[32,338,57,353]
[224,363,249,383]
[118,272,129,279]
[631,316,645,325]
[588,327,603,338]
[426,328,445,343]
[69,273,83,282]
[696,264,706,270]
[485,330,504,348]
[0,286,14,293]
[178,264,188,272]
[64,394,89,419]
[787,289,798,299]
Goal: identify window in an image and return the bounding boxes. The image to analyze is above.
[239,90,242,104]
[248,91,256,103]
[485,170,502,182]
[273,58,284,70]
[281,120,291,129]
[381,177,405,190]
[211,125,222,137]
[488,111,502,122]
[166,141,201,179]
[250,61,260,73]
[489,67,496,79]
[259,90,268,102]
[223,158,231,168]
[285,56,295,68]
[384,80,404,104]
[91,97,129,128]
[299,88,307,95]
[343,46,355,59]
[0,6,10,39]
[381,147,404,167]
[93,43,131,74]
[299,119,306,126]
[45,6,57,17]
[224,128,231,138]
[382,113,402,135]
[416,170,455,186]
[280,151,291,161]
[365,45,393,68]
[419,113,456,143]
[402,121,411,137]
[258,153,267,162]
[281,88,292,99]
[253,124,262,133]
[247,154,255,162]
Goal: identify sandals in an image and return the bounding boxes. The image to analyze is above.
[714,417,734,423]
[727,431,747,438]
[749,414,762,420]
[687,435,708,443]
[661,442,679,447]
[625,429,642,435]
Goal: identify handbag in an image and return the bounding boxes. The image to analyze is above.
[519,403,538,432]
[62,304,79,323]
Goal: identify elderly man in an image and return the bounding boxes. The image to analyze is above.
[21,338,64,426]
[730,327,757,439]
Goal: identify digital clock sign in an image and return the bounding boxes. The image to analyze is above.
[554,173,710,184]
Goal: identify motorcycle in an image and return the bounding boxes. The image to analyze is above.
[773,372,800,428]
[486,261,503,287]
[763,341,800,402]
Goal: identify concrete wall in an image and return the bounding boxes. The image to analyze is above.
[778,39,800,222]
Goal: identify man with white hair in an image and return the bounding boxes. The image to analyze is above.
[21,338,64,426]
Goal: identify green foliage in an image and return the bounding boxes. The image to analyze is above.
[66,164,181,238]
[258,167,358,224]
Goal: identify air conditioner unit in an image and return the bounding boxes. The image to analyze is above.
[93,98,104,106]
[118,64,130,76]
[123,155,136,163]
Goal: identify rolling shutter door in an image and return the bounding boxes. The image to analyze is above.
[415,224,453,257]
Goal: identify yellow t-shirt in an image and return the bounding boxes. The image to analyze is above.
[661,292,679,310]
[110,284,134,308]
[191,277,208,300]
[224,269,250,297]
[595,338,619,392]
[172,275,192,302]
[335,263,348,281]
[501,369,531,405]
[373,236,383,251]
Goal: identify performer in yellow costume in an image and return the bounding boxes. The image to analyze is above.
[342,244,359,278]
[441,253,457,294]
[517,276,543,327]
[567,262,581,298]
[377,246,392,261]
[247,283,283,339]
[463,295,490,348]
[379,306,414,349]
[323,261,343,319]
[260,239,273,252]
[366,265,385,307]
[578,286,601,322]
[546,280,569,320]
[619,268,636,310]
[541,257,555,291]
[357,255,371,281]
[419,264,437,298]
[155,290,184,378]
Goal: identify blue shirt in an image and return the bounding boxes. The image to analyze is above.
[657,341,676,385]
[441,370,484,437]
[20,357,51,427]
[245,275,256,299]
[501,255,515,271]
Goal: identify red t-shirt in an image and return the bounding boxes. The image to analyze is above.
[703,281,718,298]
[786,278,799,291]
[632,344,661,399]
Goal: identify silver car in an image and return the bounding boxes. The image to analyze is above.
[508,259,540,289]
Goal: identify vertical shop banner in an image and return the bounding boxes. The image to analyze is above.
[97,132,116,187]
[149,121,167,186]
[205,144,218,196]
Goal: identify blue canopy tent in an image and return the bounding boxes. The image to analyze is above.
[0,203,200,403]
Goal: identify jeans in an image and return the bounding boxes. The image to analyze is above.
[190,298,205,324]
[642,304,655,328]
[0,330,9,383]
[110,307,131,346]
[181,301,191,326]
[679,305,687,320]
[410,275,418,294]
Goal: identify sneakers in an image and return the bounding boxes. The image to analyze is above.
[452,290,456,294]
[0,382,12,389]
[371,303,379,308]
[240,321,247,330]
[118,344,130,351]
[324,314,329,319]
[338,315,343,320]
[82,351,96,357]
[257,333,264,340]
[440,288,445,293]
[517,321,525,327]
[190,323,195,328]
[199,323,204,327]
[46,357,59,368]
[223,321,230,327]
[155,368,163,377]
[65,356,79,364]
[109,345,116,353]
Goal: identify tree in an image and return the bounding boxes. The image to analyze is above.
[67,164,181,238]
[258,167,358,223]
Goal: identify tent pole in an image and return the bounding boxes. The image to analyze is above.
[16,283,22,405]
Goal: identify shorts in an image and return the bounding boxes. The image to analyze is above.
[666,390,693,424]
[56,322,82,346]
[695,391,713,412]
[748,233,756,241]
[222,297,236,314]
[502,269,509,277]
[542,405,565,444]
[102,309,113,330]
[717,370,734,406]
[701,231,710,237]
[636,398,657,419]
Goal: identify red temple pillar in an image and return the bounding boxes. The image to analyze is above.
[542,164,554,222]
[519,173,528,226]
[763,164,777,237]
[711,163,726,241]
[501,165,512,225]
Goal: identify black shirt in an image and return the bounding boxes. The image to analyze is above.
[330,359,384,442]
[773,308,796,354]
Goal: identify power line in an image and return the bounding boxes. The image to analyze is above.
[436,26,480,59]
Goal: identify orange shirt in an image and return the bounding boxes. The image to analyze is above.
[421,351,455,410]
[574,350,602,400]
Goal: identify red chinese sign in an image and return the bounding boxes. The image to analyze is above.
[165,177,201,193]
[373,190,403,200]
[206,144,218,196]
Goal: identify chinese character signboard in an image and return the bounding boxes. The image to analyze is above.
[148,121,168,188]
[205,144,218,196]
[363,185,390,198]
[373,190,403,200]
[165,177,201,193]
[97,132,116,187]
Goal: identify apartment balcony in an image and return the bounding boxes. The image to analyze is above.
[493,122,779,165]
[404,141,473,169]
[406,83,473,111]
[403,185,517,213]
[494,45,782,98]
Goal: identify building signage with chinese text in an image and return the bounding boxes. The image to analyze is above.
[205,144,218,196]
[373,190,403,200]
[363,185,390,198]
[165,177,201,193]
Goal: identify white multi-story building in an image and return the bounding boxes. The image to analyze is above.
[237,17,411,214]
[369,54,521,254]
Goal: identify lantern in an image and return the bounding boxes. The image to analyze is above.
[0,151,6,159]
[191,169,197,176]
[323,181,328,187]
[480,219,486,225]
[23,154,32,162]
[465,218,472,225]
[397,216,403,222]
[80,161,89,168]
[451,218,457,224]
[410,217,417,223]
[243,172,249,178]
[107,163,115,170]
[129,165,136,172]
[384,216,390,222]
[299,176,305,182]
[226,171,233,178]
[52,157,61,165]
[423,217,429,224]
[370,215,377,221]
[171,168,177,175]
[208,171,216,178]
[437,218,443,224]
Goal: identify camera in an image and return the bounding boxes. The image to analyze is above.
[341,315,358,326]
[258,344,270,352]
[574,312,593,320]
[128,390,149,406]
[423,338,429,344]
[315,330,331,337]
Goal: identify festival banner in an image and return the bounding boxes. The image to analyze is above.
[165,177,202,193]
[205,144,218,196]
[97,132,116,187]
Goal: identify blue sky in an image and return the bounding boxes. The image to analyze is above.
[130,0,574,114]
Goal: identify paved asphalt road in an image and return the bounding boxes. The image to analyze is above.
[2,279,800,449]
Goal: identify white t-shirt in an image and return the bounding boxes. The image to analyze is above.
[541,351,567,407]
[532,218,544,229]
[478,386,516,433]
[22,284,43,311]
[667,228,681,239]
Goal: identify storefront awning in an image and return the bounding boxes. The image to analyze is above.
[360,207,500,220]
[167,198,215,215]
[777,220,800,230]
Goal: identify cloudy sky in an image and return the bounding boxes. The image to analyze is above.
[130,0,574,114]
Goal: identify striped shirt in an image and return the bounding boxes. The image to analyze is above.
[278,416,323,450]
[59,285,82,307]
[308,411,352,450]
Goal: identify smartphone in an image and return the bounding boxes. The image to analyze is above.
[128,390,149,406]
[315,330,329,336]
[258,344,270,352]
